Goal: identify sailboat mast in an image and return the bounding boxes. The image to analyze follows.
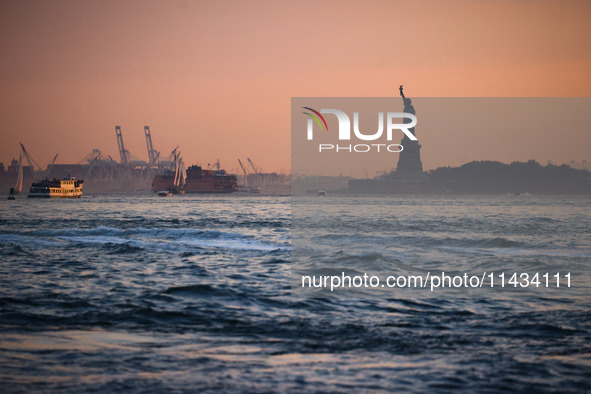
[173,153,180,187]
[179,159,186,188]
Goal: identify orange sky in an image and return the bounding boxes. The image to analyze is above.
[1,0,590,173]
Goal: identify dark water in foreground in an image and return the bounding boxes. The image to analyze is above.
[0,194,590,392]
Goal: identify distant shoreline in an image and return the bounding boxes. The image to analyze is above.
[295,160,591,195]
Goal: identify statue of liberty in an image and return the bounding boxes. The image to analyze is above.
[399,85,415,116]
[399,85,416,138]
[396,85,422,172]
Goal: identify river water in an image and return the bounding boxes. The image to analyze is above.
[0,194,590,392]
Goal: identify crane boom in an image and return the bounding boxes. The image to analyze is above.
[237,159,248,189]
[19,143,43,172]
[144,126,158,165]
[163,146,179,163]
[115,126,129,165]
[247,157,259,174]
[237,158,248,174]
[45,153,58,178]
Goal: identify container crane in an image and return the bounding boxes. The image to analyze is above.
[115,126,130,165]
[237,159,248,190]
[144,126,159,166]
[163,146,178,163]
[45,153,59,178]
[247,157,260,174]
[19,143,43,172]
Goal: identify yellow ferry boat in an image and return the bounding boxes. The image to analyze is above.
[28,176,84,198]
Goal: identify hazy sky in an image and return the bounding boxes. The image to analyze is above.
[1,0,590,173]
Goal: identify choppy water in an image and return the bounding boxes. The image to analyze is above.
[1,194,590,392]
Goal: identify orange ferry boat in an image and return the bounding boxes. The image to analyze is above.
[151,165,237,194]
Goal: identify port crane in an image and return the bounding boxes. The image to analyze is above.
[45,154,59,177]
[16,143,60,178]
[144,126,160,166]
[19,143,43,172]
[115,126,131,165]
[159,146,179,170]
[78,149,113,165]
[78,149,118,182]
[247,157,261,174]
[237,159,248,190]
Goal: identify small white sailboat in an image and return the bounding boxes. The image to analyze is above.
[15,154,23,194]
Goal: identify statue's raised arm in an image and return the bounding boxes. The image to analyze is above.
[398,84,415,115]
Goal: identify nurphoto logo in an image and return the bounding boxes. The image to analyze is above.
[302,106,417,153]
